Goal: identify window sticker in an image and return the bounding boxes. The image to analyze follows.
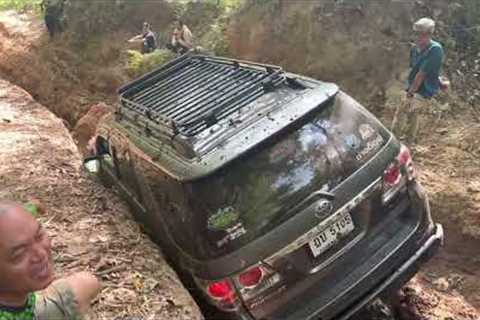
[207,206,240,231]
[216,222,247,248]
[207,207,248,248]
[358,124,376,140]
[355,134,384,161]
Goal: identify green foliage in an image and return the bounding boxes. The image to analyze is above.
[449,0,480,52]
[126,49,175,78]
[197,17,230,55]
[0,0,39,11]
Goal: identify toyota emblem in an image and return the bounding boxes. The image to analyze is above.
[315,199,333,219]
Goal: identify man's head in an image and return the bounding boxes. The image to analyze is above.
[175,19,184,29]
[413,17,435,48]
[0,201,54,297]
[142,22,151,34]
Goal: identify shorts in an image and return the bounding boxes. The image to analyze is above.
[35,280,81,320]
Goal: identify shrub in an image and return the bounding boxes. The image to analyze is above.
[126,49,175,78]
[0,0,39,11]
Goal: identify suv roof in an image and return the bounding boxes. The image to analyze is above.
[112,55,338,181]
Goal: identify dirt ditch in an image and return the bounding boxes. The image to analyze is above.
[0,79,203,319]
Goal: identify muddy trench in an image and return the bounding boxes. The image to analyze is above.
[0,6,479,320]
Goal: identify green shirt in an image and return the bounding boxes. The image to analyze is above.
[407,40,444,98]
[0,294,36,320]
[0,281,80,320]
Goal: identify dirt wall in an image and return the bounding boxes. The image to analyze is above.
[226,0,450,104]
[0,79,203,320]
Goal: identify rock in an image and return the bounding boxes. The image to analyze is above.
[360,299,395,320]
[432,277,450,292]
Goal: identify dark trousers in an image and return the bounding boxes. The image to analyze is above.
[45,14,63,38]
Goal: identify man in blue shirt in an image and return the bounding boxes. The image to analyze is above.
[407,18,444,99]
[393,18,445,143]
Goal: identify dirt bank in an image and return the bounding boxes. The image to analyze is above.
[0,10,124,126]
[0,79,203,319]
[227,0,419,104]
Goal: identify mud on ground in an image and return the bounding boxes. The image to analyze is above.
[0,80,203,319]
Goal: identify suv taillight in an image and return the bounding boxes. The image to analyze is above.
[382,144,415,204]
[200,278,240,311]
[195,264,282,312]
[238,266,264,288]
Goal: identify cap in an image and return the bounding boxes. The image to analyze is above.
[413,17,435,34]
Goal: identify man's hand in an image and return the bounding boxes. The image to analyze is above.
[408,71,426,99]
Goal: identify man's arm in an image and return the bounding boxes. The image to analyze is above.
[35,272,101,320]
[64,272,101,313]
[407,71,426,98]
[128,34,143,43]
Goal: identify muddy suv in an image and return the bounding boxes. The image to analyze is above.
[84,55,444,320]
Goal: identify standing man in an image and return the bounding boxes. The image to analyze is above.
[392,17,445,143]
[0,201,101,320]
[41,0,66,38]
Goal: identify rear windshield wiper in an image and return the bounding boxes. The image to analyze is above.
[311,190,335,200]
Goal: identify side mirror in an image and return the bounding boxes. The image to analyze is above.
[83,157,100,173]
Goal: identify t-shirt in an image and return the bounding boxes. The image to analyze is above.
[44,0,64,16]
[407,40,444,98]
[143,31,157,51]
[0,294,36,320]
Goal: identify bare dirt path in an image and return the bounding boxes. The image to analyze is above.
[0,79,202,319]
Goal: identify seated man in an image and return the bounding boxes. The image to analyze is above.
[168,19,193,54]
[0,201,101,320]
[128,22,157,54]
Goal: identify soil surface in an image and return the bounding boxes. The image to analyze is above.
[0,80,203,318]
[0,9,479,320]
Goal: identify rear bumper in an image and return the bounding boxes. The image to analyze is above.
[241,182,443,320]
[336,223,444,320]
[241,223,444,320]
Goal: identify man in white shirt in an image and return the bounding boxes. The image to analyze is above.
[169,19,193,54]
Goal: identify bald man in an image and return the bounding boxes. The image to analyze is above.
[0,201,101,320]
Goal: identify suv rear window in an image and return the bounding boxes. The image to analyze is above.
[171,92,389,259]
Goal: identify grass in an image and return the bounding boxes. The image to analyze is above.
[0,0,39,11]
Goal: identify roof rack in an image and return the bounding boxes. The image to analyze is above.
[117,54,287,138]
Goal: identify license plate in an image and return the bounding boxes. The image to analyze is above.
[308,213,355,258]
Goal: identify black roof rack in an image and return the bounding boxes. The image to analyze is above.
[117,54,288,138]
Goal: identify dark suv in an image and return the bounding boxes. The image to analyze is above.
[84,55,443,320]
